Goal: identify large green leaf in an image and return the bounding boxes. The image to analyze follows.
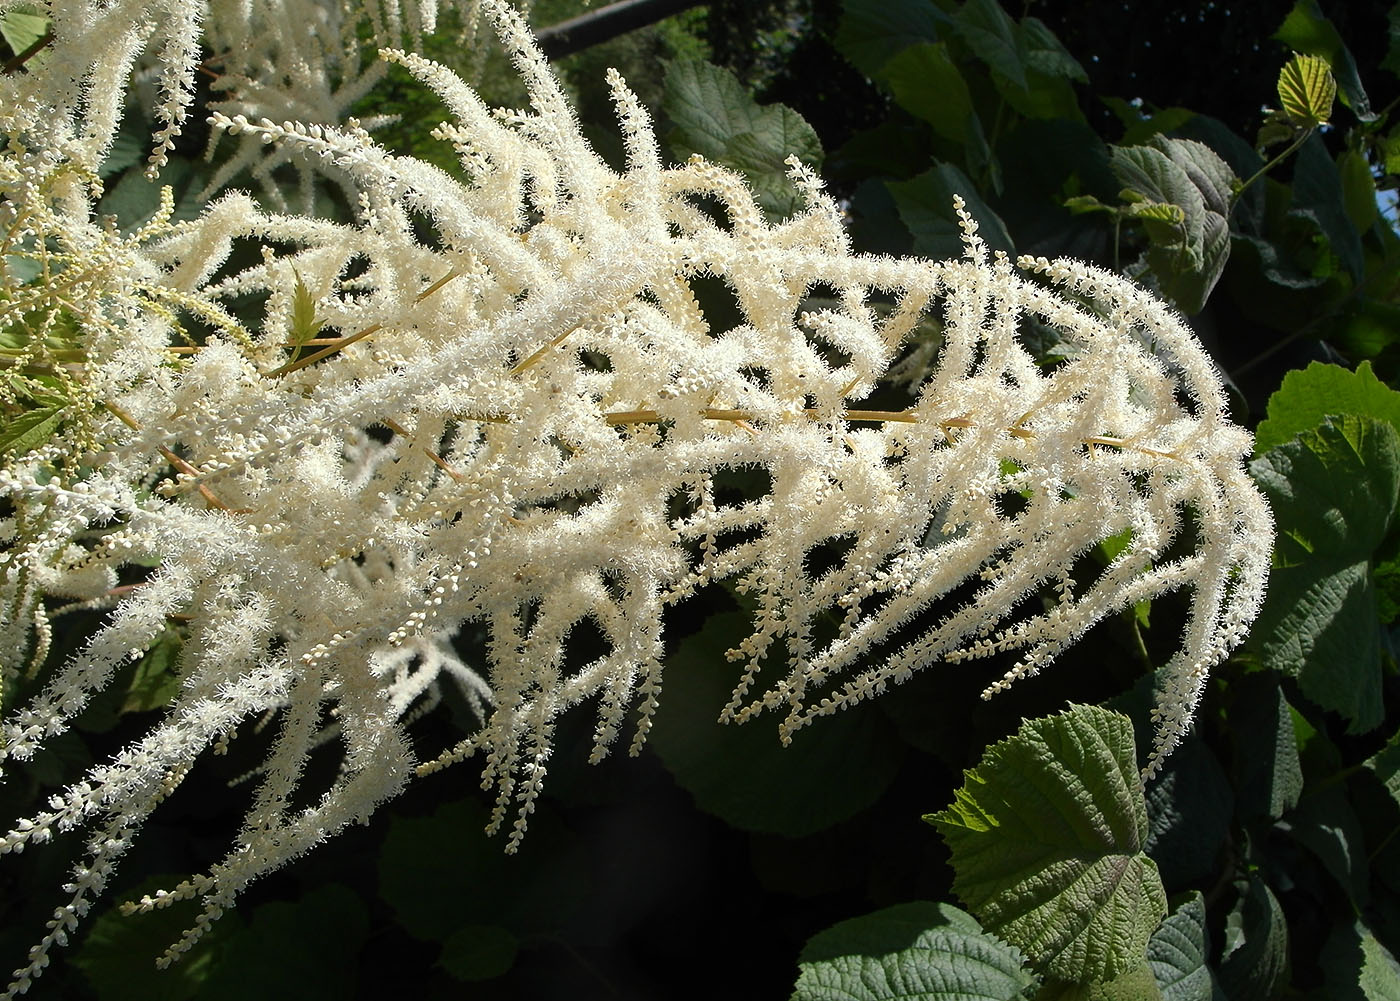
[1143,738,1233,889]
[1147,894,1225,1001]
[1109,137,1235,313]
[1228,676,1302,822]
[927,705,1167,983]
[1282,784,1370,905]
[880,42,979,149]
[648,612,903,836]
[119,628,184,713]
[438,924,518,982]
[1320,921,1400,1000]
[1218,876,1289,1001]
[1249,416,1400,733]
[791,902,1036,1001]
[887,164,1015,261]
[71,877,245,1001]
[662,60,822,218]
[0,6,46,58]
[952,0,1026,89]
[1290,133,1365,281]
[1255,361,1400,454]
[1361,730,1400,893]
[195,885,369,1001]
[1019,17,1087,83]
[377,798,590,943]
[833,0,947,80]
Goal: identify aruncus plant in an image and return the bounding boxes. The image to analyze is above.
[0,0,1271,991]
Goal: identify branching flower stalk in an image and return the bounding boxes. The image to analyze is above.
[0,0,1271,992]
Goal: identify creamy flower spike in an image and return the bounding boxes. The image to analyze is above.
[0,1,1271,992]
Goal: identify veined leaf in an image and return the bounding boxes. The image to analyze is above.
[662,60,821,218]
[1255,360,1400,454]
[0,401,66,457]
[1228,676,1302,822]
[832,0,947,80]
[1109,137,1235,313]
[791,901,1036,1001]
[1249,415,1399,733]
[0,7,47,58]
[288,270,326,362]
[1147,894,1224,1001]
[952,0,1026,90]
[120,629,183,713]
[927,705,1167,983]
[1277,53,1336,128]
[650,612,903,836]
[1290,133,1365,281]
[1274,0,1374,120]
[1320,921,1400,1000]
[1218,876,1288,1001]
[888,164,1014,261]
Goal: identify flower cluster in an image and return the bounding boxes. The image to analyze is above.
[0,1,1271,992]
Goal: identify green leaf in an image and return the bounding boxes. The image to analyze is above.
[1358,730,1400,895]
[1290,133,1365,281]
[1144,738,1233,889]
[438,924,518,982]
[1277,53,1336,128]
[98,157,211,231]
[880,42,979,149]
[649,612,903,836]
[1109,137,1235,313]
[1147,894,1224,1001]
[20,730,91,787]
[1274,0,1374,120]
[833,0,947,80]
[1282,784,1370,905]
[120,628,183,713]
[1217,876,1288,1001]
[0,7,46,58]
[791,901,1036,1001]
[1019,18,1087,83]
[377,798,590,942]
[285,270,327,365]
[289,271,326,345]
[71,876,245,1001]
[195,885,369,1001]
[1228,677,1303,822]
[887,164,1015,261]
[927,705,1167,983]
[1249,416,1399,733]
[662,60,822,217]
[1320,921,1400,1000]
[0,402,65,457]
[1365,728,1400,804]
[952,0,1026,89]
[1255,360,1400,454]
[1337,149,1378,231]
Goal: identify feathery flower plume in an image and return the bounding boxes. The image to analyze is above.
[0,1,1271,991]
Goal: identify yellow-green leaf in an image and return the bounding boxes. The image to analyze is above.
[0,402,65,457]
[288,271,326,357]
[1277,53,1336,129]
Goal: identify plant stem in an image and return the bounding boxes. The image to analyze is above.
[1232,128,1313,209]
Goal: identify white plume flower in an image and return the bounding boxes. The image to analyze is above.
[0,0,1271,991]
